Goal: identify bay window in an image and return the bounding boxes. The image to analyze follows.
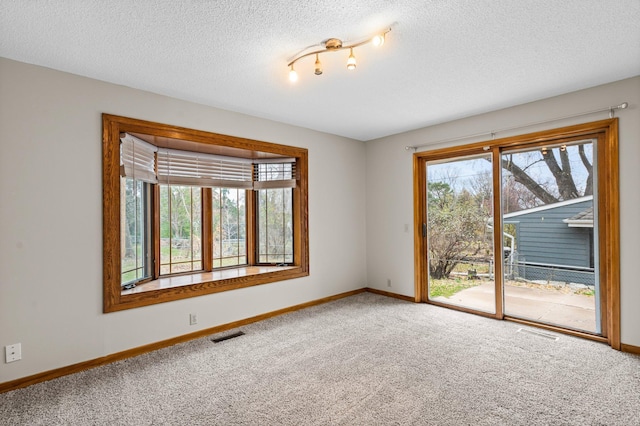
[103,114,309,312]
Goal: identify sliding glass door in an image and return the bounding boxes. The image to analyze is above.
[501,139,600,334]
[426,154,495,314]
[416,120,619,344]
[423,142,601,332]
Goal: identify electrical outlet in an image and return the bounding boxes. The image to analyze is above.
[5,343,21,363]
[387,279,392,287]
[189,314,197,325]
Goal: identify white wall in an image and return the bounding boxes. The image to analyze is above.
[366,76,640,347]
[1,57,637,385]
[0,58,367,382]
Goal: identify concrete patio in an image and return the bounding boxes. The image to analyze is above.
[433,282,597,333]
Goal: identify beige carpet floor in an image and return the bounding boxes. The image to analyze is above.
[1,292,638,425]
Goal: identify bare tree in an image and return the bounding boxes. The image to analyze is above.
[499,143,593,208]
[428,183,489,279]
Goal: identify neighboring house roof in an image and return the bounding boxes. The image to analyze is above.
[563,207,594,228]
[503,195,593,219]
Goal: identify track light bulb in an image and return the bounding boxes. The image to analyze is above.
[289,65,298,82]
[314,54,323,75]
[372,33,385,47]
[347,48,356,70]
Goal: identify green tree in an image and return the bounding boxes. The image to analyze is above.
[427,182,489,279]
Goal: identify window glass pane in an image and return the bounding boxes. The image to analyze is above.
[159,185,170,274]
[235,190,247,265]
[501,140,599,333]
[212,188,247,268]
[159,185,202,275]
[257,188,293,264]
[426,155,495,314]
[121,177,149,285]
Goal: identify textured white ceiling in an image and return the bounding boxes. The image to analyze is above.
[1,1,639,141]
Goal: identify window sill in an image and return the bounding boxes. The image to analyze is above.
[107,265,307,312]
[121,266,296,295]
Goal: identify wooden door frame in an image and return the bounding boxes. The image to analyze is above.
[413,119,620,349]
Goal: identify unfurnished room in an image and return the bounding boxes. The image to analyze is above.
[1,1,639,425]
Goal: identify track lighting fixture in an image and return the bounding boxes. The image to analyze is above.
[287,28,391,82]
[346,48,356,70]
[372,33,385,47]
[288,65,298,82]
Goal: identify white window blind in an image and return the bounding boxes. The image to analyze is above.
[253,158,297,189]
[120,133,158,183]
[120,140,297,190]
[157,148,254,189]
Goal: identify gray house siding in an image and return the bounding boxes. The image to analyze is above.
[504,197,594,286]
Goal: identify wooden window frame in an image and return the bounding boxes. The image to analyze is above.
[413,119,620,349]
[103,114,309,313]
[156,185,204,275]
[208,187,248,269]
[255,187,294,264]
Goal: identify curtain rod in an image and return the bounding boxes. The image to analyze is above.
[405,102,629,151]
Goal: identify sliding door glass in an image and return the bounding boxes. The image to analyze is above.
[500,140,600,334]
[426,154,495,314]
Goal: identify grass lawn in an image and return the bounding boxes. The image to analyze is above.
[430,276,596,299]
[429,277,484,299]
